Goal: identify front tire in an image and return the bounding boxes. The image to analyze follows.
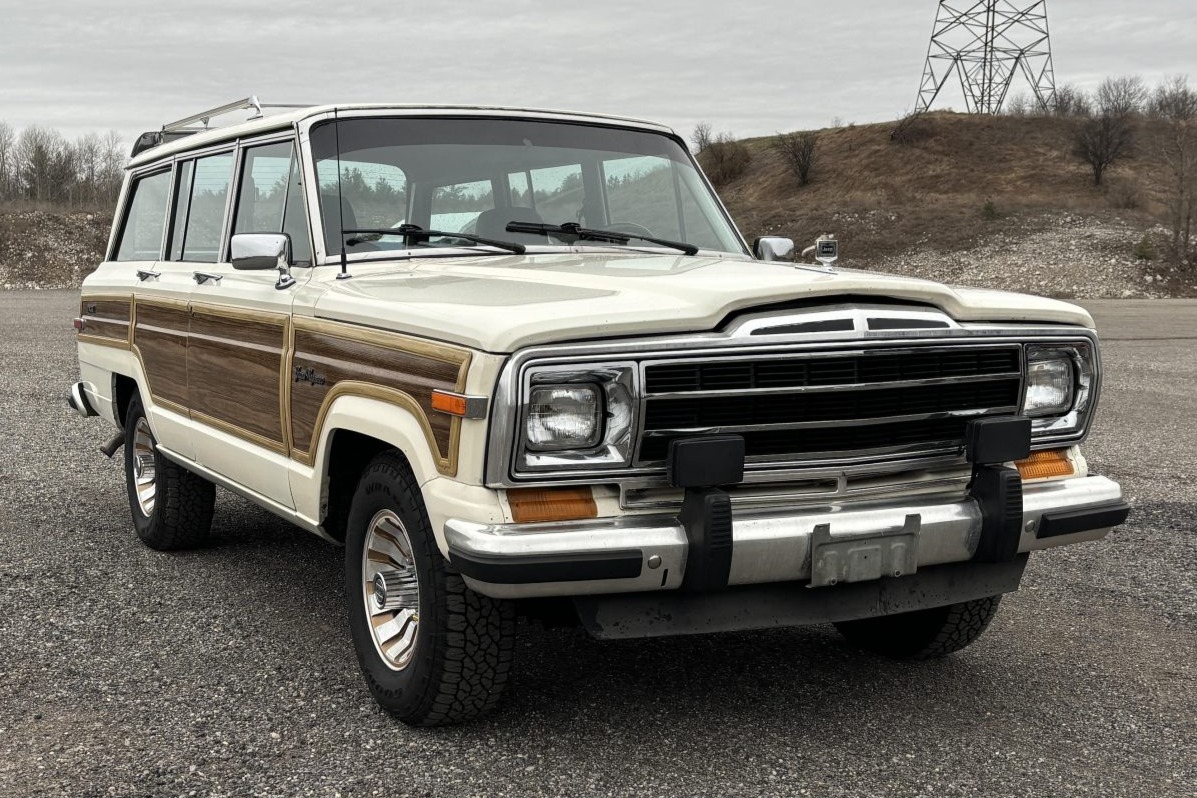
[123,394,215,551]
[833,596,1003,659]
[345,451,516,726]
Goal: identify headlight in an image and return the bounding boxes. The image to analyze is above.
[517,364,636,472]
[1023,342,1098,439]
[1024,353,1074,417]
[526,385,601,451]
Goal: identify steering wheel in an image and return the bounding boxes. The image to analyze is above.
[603,221,656,238]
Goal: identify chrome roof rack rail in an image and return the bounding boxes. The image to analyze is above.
[131,96,315,157]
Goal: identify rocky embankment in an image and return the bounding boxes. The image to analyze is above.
[852,213,1187,299]
[0,211,111,290]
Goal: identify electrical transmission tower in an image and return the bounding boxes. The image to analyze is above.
[915,1,1057,115]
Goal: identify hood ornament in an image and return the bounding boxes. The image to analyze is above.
[802,234,839,273]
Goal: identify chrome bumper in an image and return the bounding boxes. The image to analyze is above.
[445,475,1126,600]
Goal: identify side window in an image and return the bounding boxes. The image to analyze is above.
[430,179,494,233]
[233,140,311,265]
[167,161,194,261]
[171,152,234,263]
[114,170,171,261]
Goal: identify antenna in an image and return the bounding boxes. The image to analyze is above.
[914,1,1057,115]
[333,109,351,281]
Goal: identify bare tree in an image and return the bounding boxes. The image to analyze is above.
[1151,76,1197,265]
[1005,93,1032,116]
[772,131,819,186]
[1073,114,1134,186]
[75,132,103,206]
[1096,75,1149,118]
[697,131,752,186]
[98,130,126,203]
[691,122,713,154]
[0,121,14,199]
[1054,85,1093,118]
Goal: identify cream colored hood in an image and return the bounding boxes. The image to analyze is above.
[310,253,1095,353]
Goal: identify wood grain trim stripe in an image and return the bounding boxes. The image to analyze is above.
[289,317,473,477]
[79,294,133,349]
[188,302,291,453]
[130,296,190,410]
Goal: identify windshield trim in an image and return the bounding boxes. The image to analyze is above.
[300,113,752,267]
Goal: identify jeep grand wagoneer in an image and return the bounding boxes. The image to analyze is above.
[70,97,1130,726]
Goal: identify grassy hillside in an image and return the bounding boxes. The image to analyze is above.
[713,112,1190,297]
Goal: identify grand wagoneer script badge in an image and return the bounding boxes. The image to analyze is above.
[293,365,327,386]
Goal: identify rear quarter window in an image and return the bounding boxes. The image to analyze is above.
[114,170,171,262]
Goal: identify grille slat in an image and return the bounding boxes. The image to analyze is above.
[638,346,1022,465]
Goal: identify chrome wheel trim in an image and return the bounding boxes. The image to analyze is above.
[362,509,420,671]
[132,417,158,517]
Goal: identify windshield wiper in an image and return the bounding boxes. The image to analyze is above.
[343,224,525,255]
[506,221,699,256]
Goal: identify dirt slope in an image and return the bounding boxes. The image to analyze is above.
[716,112,1191,298]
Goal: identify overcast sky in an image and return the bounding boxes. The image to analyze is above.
[2,0,1194,145]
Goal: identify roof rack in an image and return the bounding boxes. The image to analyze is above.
[130,96,313,158]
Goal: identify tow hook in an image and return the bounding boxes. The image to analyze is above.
[100,432,125,458]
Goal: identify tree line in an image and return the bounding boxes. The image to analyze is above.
[0,122,126,208]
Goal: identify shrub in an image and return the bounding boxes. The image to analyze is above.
[772,131,819,186]
[699,133,752,186]
[1134,234,1157,261]
[980,200,999,221]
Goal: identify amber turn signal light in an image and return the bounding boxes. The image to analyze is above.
[1015,449,1074,480]
[508,487,598,524]
[431,390,468,417]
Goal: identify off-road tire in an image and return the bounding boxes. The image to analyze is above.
[123,394,215,551]
[833,596,1003,659]
[345,451,516,726]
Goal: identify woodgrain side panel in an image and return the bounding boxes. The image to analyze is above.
[289,319,470,474]
[132,299,190,409]
[188,305,289,451]
[79,296,132,348]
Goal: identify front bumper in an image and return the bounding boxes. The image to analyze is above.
[445,475,1127,600]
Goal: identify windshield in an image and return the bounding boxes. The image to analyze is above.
[309,117,747,259]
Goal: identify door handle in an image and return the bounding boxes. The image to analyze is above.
[193,271,223,285]
[136,269,160,282]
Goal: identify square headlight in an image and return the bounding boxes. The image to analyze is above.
[526,385,602,451]
[1024,354,1074,417]
[1023,342,1098,440]
[516,364,637,473]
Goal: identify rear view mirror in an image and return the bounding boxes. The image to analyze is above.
[231,233,296,290]
[753,236,795,262]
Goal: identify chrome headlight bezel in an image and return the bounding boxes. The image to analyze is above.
[1021,342,1098,440]
[515,363,637,473]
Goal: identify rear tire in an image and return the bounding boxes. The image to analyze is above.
[123,394,215,551]
[833,596,1003,659]
[345,451,516,726]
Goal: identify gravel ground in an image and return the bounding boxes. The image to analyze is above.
[1,292,1194,798]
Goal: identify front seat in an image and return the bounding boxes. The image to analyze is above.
[473,206,545,244]
[320,193,364,253]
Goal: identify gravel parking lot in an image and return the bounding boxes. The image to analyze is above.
[1,291,1193,798]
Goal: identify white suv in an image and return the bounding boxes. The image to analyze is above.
[70,98,1129,726]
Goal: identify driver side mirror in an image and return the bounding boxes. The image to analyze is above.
[231,233,296,290]
[753,236,795,262]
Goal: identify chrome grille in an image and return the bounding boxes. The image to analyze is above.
[637,345,1023,466]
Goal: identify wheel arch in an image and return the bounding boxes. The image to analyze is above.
[313,395,443,543]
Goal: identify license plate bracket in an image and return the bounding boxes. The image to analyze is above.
[809,514,921,588]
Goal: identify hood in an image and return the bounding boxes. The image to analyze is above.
[309,252,1094,352]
